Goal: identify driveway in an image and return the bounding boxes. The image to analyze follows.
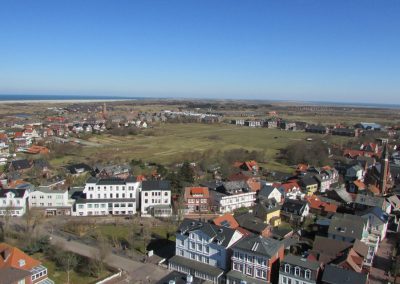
[50,234,170,283]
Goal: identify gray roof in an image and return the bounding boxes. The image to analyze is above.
[86,176,137,185]
[321,264,368,284]
[226,270,266,284]
[142,180,170,191]
[360,206,389,224]
[328,213,367,241]
[281,254,320,271]
[220,180,249,194]
[0,188,26,198]
[354,194,385,208]
[168,255,224,278]
[281,199,308,214]
[10,159,31,170]
[65,163,93,174]
[232,235,282,257]
[258,185,280,198]
[33,188,67,194]
[235,213,268,234]
[0,267,32,284]
[178,218,237,248]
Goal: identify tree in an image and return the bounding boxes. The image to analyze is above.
[92,233,111,275]
[55,251,78,284]
[178,161,194,184]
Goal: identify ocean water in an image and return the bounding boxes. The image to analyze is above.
[0,94,142,101]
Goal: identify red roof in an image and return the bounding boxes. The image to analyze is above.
[306,195,338,213]
[136,175,146,182]
[14,132,23,138]
[185,187,209,198]
[296,164,309,172]
[213,213,239,229]
[280,181,300,192]
[0,243,41,270]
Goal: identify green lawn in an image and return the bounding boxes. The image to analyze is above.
[32,253,112,284]
[52,123,331,173]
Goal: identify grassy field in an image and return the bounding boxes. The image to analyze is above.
[48,123,356,173]
[58,124,316,173]
[32,252,112,284]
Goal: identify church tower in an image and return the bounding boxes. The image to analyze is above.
[379,139,390,195]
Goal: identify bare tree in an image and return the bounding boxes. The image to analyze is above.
[56,251,78,284]
[92,233,111,275]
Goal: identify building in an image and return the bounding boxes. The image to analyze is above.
[280,199,310,223]
[0,242,54,284]
[278,254,321,284]
[169,219,243,283]
[28,188,74,216]
[73,177,140,216]
[299,176,319,196]
[359,206,389,242]
[258,185,283,204]
[210,181,256,213]
[141,180,172,217]
[0,189,29,217]
[184,187,210,213]
[226,235,284,284]
[321,264,368,284]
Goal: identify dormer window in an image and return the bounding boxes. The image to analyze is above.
[18,259,26,267]
[285,264,290,273]
[305,269,311,279]
[190,233,195,240]
[294,267,300,276]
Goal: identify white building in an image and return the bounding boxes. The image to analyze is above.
[0,189,29,217]
[140,180,172,217]
[210,181,256,213]
[74,177,140,216]
[169,218,243,283]
[29,188,74,216]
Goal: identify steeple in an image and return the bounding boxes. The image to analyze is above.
[379,139,390,195]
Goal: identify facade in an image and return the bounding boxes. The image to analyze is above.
[28,188,74,216]
[141,180,172,217]
[184,187,210,213]
[73,177,140,216]
[280,199,310,223]
[169,219,243,283]
[0,189,29,217]
[226,235,284,284]
[0,242,54,284]
[278,254,320,284]
[210,181,256,213]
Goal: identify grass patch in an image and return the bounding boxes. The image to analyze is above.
[32,252,112,284]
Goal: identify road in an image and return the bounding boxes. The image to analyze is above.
[50,234,170,283]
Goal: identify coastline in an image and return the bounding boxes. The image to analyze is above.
[0,99,135,104]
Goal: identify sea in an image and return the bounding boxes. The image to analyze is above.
[0,94,399,109]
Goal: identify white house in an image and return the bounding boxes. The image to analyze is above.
[73,176,140,216]
[0,189,29,217]
[258,185,283,203]
[140,180,172,217]
[360,207,389,242]
[169,218,243,283]
[29,188,74,216]
[210,181,256,213]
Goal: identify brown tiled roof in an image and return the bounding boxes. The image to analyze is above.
[0,243,41,270]
[213,213,239,229]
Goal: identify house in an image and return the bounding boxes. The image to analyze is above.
[306,195,337,216]
[210,181,256,213]
[28,188,74,216]
[355,122,382,131]
[278,254,321,284]
[235,213,270,237]
[299,176,319,196]
[231,119,245,126]
[184,187,210,213]
[321,264,368,284]
[8,159,32,173]
[280,199,310,223]
[328,213,377,266]
[387,194,400,212]
[0,243,54,284]
[233,160,259,172]
[141,180,172,217]
[169,218,243,283]
[0,189,29,217]
[253,200,282,226]
[353,194,391,214]
[244,120,262,127]
[213,213,240,229]
[278,181,304,200]
[226,235,284,284]
[345,164,365,182]
[65,163,93,176]
[359,206,389,241]
[331,127,358,137]
[305,125,328,134]
[73,176,140,216]
[94,164,131,179]
[258,185,283,203]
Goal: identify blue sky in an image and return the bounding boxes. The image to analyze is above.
[0,0,399,103]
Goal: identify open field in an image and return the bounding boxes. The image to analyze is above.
[51,123,355,173]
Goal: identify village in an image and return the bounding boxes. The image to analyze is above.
[1,100,400,284]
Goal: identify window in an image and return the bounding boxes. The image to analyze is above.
[295,267,300,276]
[78,205,84,209]
[190,233,195,239]
[305,270,311,279]
[246,266,253,275]
[110,193,113,198]
[197,244,203,251]
[190,242,195,249]
[282,276,287,284]
[130,193,133,198]
[285,264,290,273]
[180,239,184,246]
[95,204,99,208]
[116,194,119,198]
[165,192,168,196]
[190,253,195,260]
[104,194,107,198]
[145,192,148,196]
[145,199,148,204]
[205,246,209,253]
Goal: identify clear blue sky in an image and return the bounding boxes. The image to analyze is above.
[0,0,399,103]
